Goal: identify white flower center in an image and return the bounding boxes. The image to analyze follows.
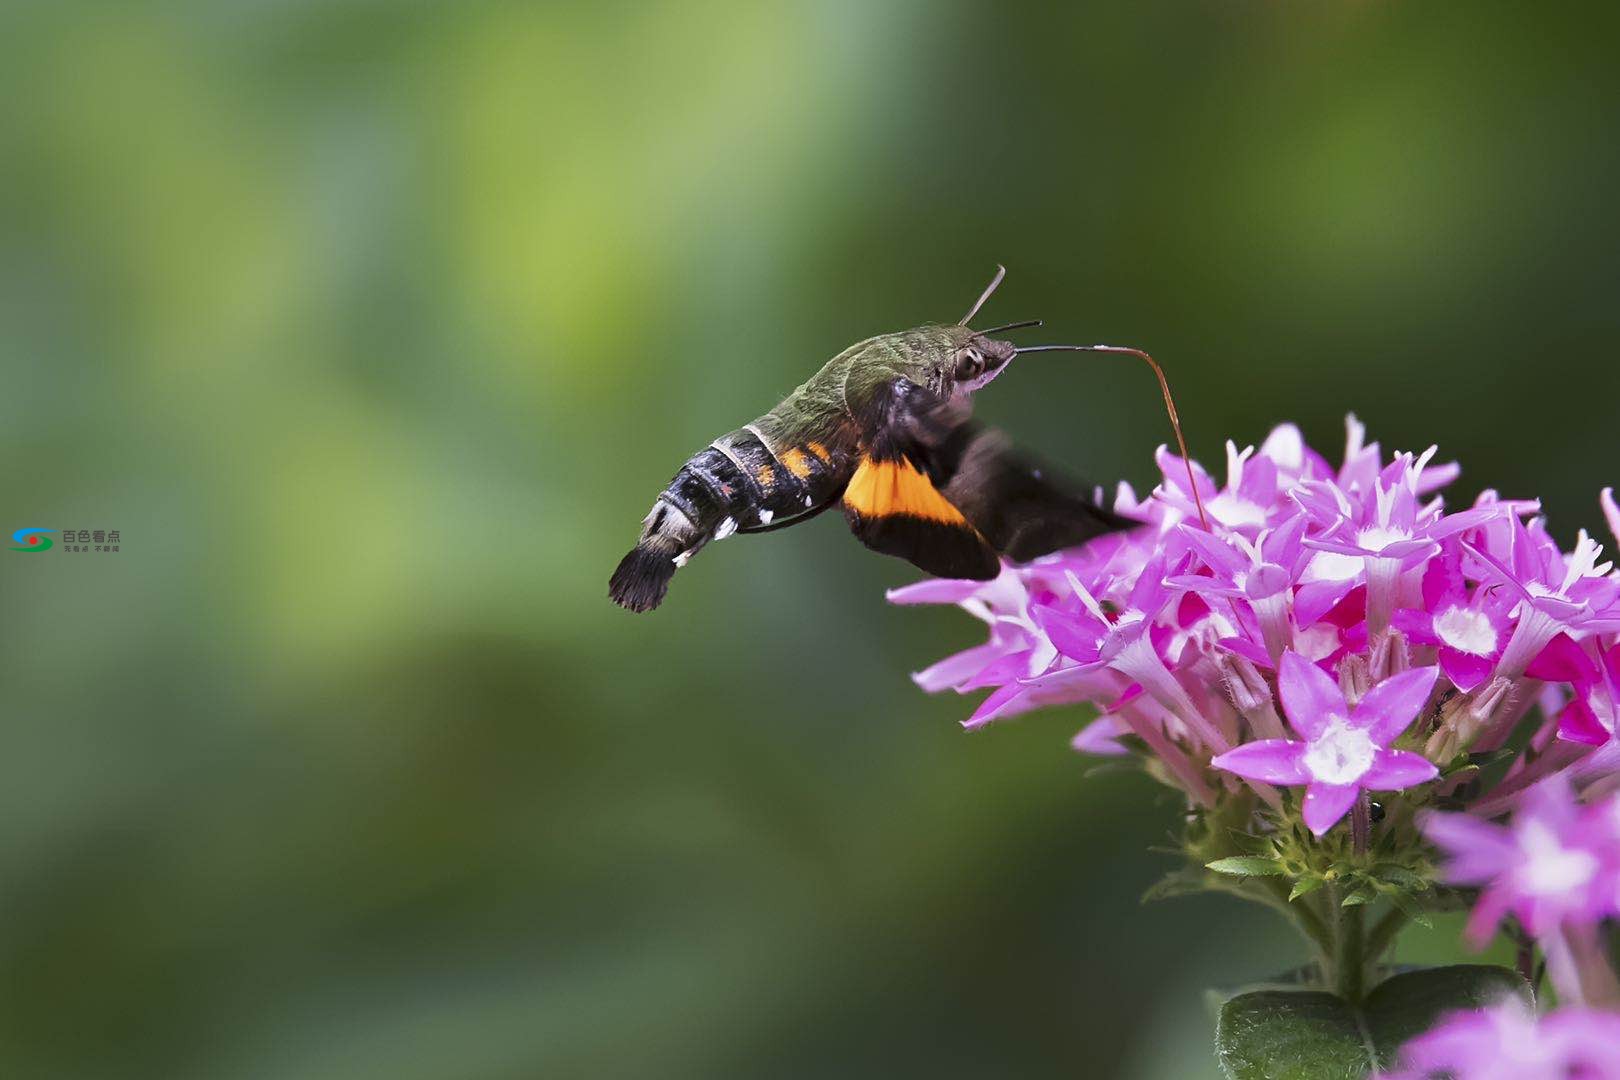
[1517,820,1598,896]
[1355,524,1412,553]
[1302,719,1376,784]
[1304,550,1363,583]
[1434,606,1498,656]
[1209,493,1268,528]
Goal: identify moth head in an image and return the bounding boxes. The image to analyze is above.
[939,265,1036,397]
[944,332,1018,396]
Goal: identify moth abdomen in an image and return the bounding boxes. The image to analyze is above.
[609,422,855,611]
[608,437,761,612]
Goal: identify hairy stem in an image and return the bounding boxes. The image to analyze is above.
[1331,890,1366,1003]
[1364,905,1408,967]
[1255,877,1334,963]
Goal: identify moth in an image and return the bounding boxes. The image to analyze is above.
[609,267,1201,612]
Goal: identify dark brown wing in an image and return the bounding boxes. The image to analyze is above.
[843,378,1130,574]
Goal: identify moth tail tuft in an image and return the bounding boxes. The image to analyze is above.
[609,542,679,613]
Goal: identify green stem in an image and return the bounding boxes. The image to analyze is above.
[1333,895,1366,1003]
[1364,905,1409,966]
[1254,877,1334,962]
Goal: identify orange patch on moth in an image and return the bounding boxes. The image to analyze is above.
[807,441,831,462]
[842,458,969,526]
[781,448,814,479]
[755,463,775,487]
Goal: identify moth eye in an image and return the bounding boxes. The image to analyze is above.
[953,349,983,381]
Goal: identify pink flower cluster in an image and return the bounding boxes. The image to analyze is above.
[893,417,1620,835]
[1386,999,1620,1080]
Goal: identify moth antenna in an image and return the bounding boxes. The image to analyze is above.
[975,318,1042,335]
[959,264,1007,326]
[1014,344,1210,529]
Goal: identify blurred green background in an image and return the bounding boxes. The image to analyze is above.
[2,2,1616,1077]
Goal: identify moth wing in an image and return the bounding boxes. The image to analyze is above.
[847,377,1130,572]
[939,426,1134,561]
[842,452,1001,580]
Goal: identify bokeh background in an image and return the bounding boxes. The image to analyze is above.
[2,2,1617,1077]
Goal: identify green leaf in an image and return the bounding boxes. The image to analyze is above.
[1206,856,1286,877]
[1142,867,1208,903]
[1339,886,1377,907]
[1369,864,1427,891]
[1384,888,1434,929]
[1216,965,1530,1079]
[1287,878,1325,902]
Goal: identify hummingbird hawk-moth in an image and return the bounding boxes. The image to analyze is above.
[609,267,1201,613]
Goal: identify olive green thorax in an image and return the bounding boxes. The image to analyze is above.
[757,324,1017,448]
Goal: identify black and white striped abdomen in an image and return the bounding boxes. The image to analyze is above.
[608,424,851,611]
[708,425,847,529]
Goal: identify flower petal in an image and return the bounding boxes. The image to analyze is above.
[887,578,993,605]
[1428,504,1508,540]
[1558,698,1611,746]
[1217,635,1273,667]
[1354,665,1440,745]
[1071,715,1128,756]
[1525,632,1596,684]
[962,683,1033,730]
[1438,647,1493,693]
[1301,782,1359,836]
[1033,608,1105,663]
[1420,810,1517,884]
[1362,748,1439,790]
[1278,649,1348,740]
[1294,579,1358,627]
[1176,524,1247,576]
[1245,563,1292,601]
[1210,740,1309,784]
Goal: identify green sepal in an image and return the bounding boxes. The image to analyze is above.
[1288,877,1325,902]
[1339,885,1378,907]
[1207,856,1288,877]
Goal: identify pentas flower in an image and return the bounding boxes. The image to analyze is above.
[1211,652,1439,834]
[887,416,1620,1078]
[1386,1000,1620,1080]
[1394,540,1514,692]
[1167,513,1308,663]
[1298,449,1509,636]
[887,571,1055,690]
[1421,776,1617,946]
[1035,552,1232,752]
[895,415,1620,839]
[1469,516,1620,680]
[1527,634,1620,748]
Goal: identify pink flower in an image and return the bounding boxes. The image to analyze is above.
[894,416,1620,840]
[1527,634,1620,748]
[1394,540,1514,692]
[1299,449,1508,636]
[1387,999,1620,1080]
[1468,516,1620,680]
[1421,776,1617,946]
[1168,513,1308,663]
[1211,652,1439,835]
